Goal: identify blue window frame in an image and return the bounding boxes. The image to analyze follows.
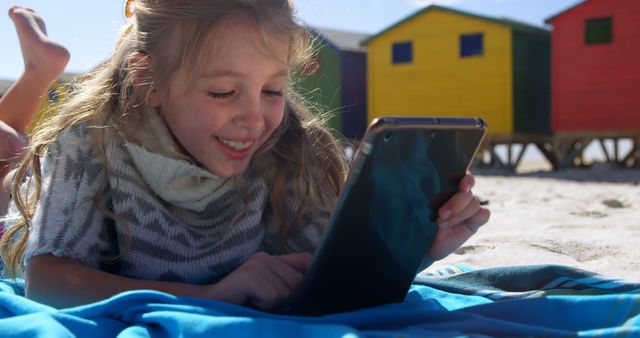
[460,33,484,57]
[392,41,413,64]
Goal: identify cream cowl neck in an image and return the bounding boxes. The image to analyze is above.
[123,110,235,212]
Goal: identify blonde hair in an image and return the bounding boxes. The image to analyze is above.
[0,0,347,277]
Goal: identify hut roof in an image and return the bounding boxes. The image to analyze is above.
[310,27,370,53]
[545,1,588,24]
[362,5,549,46]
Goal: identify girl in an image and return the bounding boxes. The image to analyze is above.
[0,0,490,310]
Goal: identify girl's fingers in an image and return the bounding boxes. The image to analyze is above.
[439,195,481,227]
[244,252,309,309]
[268,253,311,295]
[438,190,474,222]
[461,207,491,233]
[459,173,476,193]
[438,173,477,221]
[270,256,308,292]
[249,254,290,295]
[278,252,313,273]
[259,253,306,290]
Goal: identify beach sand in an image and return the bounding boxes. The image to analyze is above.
[428,163,640,282]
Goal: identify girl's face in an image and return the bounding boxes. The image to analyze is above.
[150,16,289,177]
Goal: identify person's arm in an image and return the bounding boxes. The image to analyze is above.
[27,251,312,309]
[26,254,206,308]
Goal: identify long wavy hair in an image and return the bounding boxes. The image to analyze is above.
[0,0,347,277]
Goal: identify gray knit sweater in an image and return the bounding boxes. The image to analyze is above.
[23,114,328,284]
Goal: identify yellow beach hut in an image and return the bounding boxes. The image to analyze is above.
[362,5,551,136]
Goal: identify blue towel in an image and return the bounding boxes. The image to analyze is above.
[0,264,638,337]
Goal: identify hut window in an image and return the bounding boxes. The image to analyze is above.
[392,41,413,64]
[585,17,612,44]
[460,33,483,57]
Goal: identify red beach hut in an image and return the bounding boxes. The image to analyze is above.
[546,0,640,132]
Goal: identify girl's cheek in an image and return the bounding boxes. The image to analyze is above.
[267,96,285,107]
[266,100,286,116]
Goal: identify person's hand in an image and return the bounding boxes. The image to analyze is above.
[428,172,490,260]
[203,251,312,310]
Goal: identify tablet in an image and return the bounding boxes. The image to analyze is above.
[285,116,487,316]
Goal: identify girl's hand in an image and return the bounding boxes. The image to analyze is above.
[204,251,312,310]
[428,172,490,260]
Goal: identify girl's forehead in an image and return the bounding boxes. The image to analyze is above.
[163,10,294,85]
[216,12,289,48]
[204,15,290,64]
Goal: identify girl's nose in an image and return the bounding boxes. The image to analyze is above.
[234,93,263,130]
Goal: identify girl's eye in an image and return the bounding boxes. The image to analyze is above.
[263,89,284,97]
[208,90,235,99]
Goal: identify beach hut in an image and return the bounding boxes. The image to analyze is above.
[545,0,640,132]
[297,27,369,140]
[362,5,551,136]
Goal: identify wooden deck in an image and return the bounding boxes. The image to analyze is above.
[481,131,640,171]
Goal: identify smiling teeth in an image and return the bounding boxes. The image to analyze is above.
[218,137,253,151]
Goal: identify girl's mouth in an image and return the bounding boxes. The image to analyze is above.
[216,136,254,151]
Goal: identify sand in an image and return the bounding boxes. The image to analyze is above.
[428,163,640,282]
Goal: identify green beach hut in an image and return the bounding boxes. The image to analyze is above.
[298,27,369,140]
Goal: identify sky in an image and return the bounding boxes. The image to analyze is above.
[0,0,583,80]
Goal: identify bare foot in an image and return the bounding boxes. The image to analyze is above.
[8,5,70,83]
